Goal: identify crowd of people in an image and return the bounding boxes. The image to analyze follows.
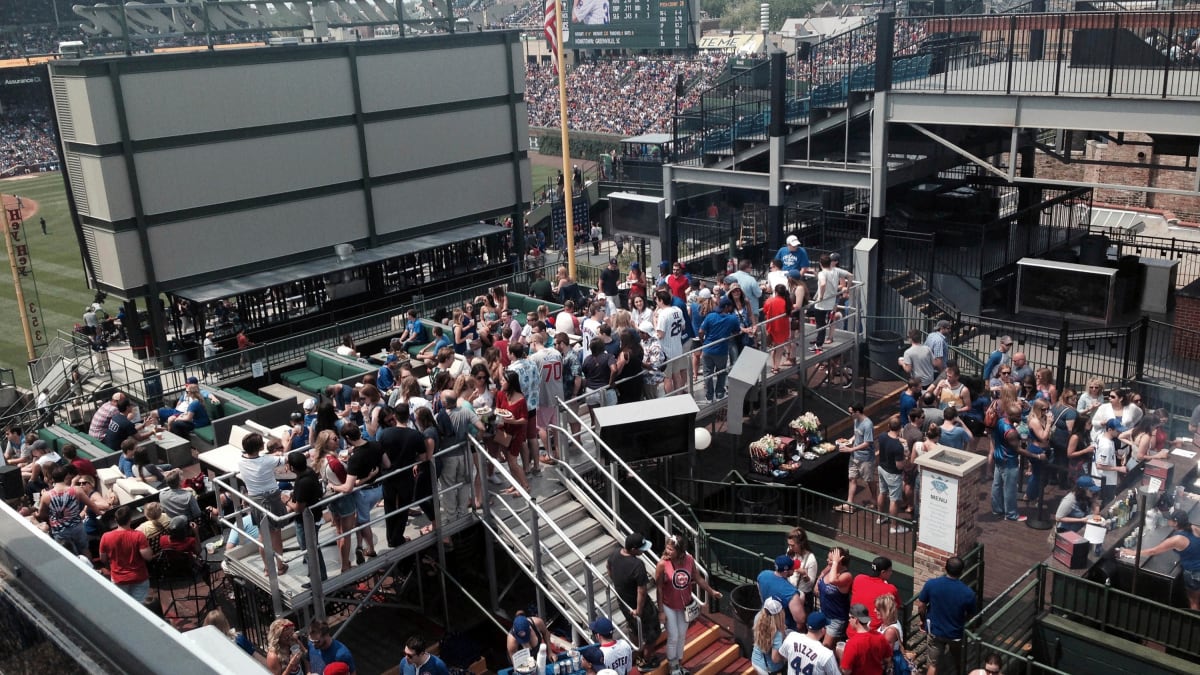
[0,106,58,176]
[525,53,731,136]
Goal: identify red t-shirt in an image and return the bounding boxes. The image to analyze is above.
[849,575,901,630]
[840,629,891,675]
[100,528,150,585]
[666,273,689,301]
[159,535,198,555]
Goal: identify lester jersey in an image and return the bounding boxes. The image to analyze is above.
[778,632,839,675]
[585,639,634,675]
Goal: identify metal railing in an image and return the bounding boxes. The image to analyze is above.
[894,10,1200,99]
[669,475,918,566]
[959,562,1200,672]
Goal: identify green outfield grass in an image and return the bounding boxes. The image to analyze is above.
[1,173,95,389]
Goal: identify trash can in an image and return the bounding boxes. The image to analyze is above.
[729,584,761,657]
[867,330,904,381]
[143,368,163,407]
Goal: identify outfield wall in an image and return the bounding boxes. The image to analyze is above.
[48,31,530,299]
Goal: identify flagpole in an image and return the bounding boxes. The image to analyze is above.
[553,0,576,280]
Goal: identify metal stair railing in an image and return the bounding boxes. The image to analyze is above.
[549,408,715,612]
[469,436,638,646]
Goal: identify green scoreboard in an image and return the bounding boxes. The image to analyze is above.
[564,0,694,50]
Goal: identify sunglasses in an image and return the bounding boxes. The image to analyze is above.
[1109,394,1119,399]
[1000,371,1011,375]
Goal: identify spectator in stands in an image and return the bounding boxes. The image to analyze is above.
[774,234,811,274]
[266,617,308,675]
[900,329,936,388]
[849,556,901,631]
[816,546,853,648]
[840,604,891,675]
[159,469,202,521]
[655,533,721,675]
[3,425,27,466]
[89,392,126,440]
[159,515,201,556]
[38,464,106,556]
[915,556,977,675]
[163,383,211,437]
[103,399,155,451]
[399,635,449,675]
[336,334,358,358]
[306,619,356,675]
[398,310,429,353]
[238,432,291,575]
[131,446,166,486]
[758,555,807,632]
[138,501,172,556]
[99,506,153,602]
[61,444,96,479]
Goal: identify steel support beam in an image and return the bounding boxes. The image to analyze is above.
[908,123,1011,181]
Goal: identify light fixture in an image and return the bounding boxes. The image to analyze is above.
[695,427,712,451]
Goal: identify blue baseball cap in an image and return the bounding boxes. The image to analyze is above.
[590,616,614,635]
[774,555,794,572]
[511,615,531,641]
[806,611,828,630]
[1075,475,1100,492]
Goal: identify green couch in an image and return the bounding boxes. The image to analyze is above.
[506,292,564,325]
[279,349,375,396]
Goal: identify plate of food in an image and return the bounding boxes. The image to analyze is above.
[803,452,818,460]
[475,406,492,417]
[494,408,513,419]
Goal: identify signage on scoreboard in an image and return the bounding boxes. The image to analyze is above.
[564,0,694,50]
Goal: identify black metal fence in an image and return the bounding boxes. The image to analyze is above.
[894,10,1200,99]
[1105,231,1200,291]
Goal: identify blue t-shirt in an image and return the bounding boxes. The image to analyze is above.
[899,391,918,426]
[377,364,396,392]
[309,639,355,675]
[757,570,799,631]
[400,654,451,675]
[699,312,741,357]
[671,296,694,341]
[187,399,210,428]
[917,576,976,639]
[751,630,786,674]
[406,319,428,343]
[774,245,811,272]
[939,424,969,450]
[118,453,135,478]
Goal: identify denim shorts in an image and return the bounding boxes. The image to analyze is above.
[1184,568,1200,592]
[354,484,383,524]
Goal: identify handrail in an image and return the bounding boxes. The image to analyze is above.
[546,422,714,610]
[468,435,637,646]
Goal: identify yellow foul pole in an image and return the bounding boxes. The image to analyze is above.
[554,0,576,279]
[3,200,36,360]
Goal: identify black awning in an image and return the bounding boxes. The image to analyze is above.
[172,223,507,304]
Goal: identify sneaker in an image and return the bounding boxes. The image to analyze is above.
[889,525,911,534]
[1006,515,1028,522]
[875,516,887,525]
[808,344,821,352]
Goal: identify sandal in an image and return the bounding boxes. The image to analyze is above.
[501,487,520,496]
[420,524,435,536]
[833,504,854,513]
[362,549,378,558]
[541,456,559,465]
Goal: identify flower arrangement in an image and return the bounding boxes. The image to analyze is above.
[789,412,821,434]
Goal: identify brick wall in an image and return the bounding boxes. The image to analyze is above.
[1173,294,1200,359]
[912,467,982,591]
[1032,134,1200,223]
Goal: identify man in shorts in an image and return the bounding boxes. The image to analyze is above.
[916,557,977,675]
[875,418,909,533]
[835,405,877,512]
[530,332,563,464]
[654,290,688,395]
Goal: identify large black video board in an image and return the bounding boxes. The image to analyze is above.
[564,0,692,50]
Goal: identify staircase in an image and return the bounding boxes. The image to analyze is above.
[474,419,755,674]
[886,270,978,346]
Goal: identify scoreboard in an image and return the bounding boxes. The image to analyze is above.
[564,0,694,50]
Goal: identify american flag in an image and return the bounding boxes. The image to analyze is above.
[544,0,558,74]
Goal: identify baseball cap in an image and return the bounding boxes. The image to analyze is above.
[625,532,653,553]
[609,257,618,265]
[787,269,802,280]
[698,288,713,300]
[169,515,189,533]
[511,615,532,640]
[303,398,317,412]
[849,603,871,625]
[830,252,841,262]
[638,320,655,335]
[1105,418,1127,433]
[590,616,615,635]
[774,555,795,572]
[324,664,351,675]
[806,611,828,631]
[999,335,1013,345]
[659,260,671,270]
[763,597,783,615]
[786,235,800,246]
[580,647,606,668]
[31,440,48,452]
[936,319,951,330]
[630,262,639,269]
[1168,509,1191,528]
[1075,475,1101,492]
[719,298,733,310]
[186,376,199,385]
